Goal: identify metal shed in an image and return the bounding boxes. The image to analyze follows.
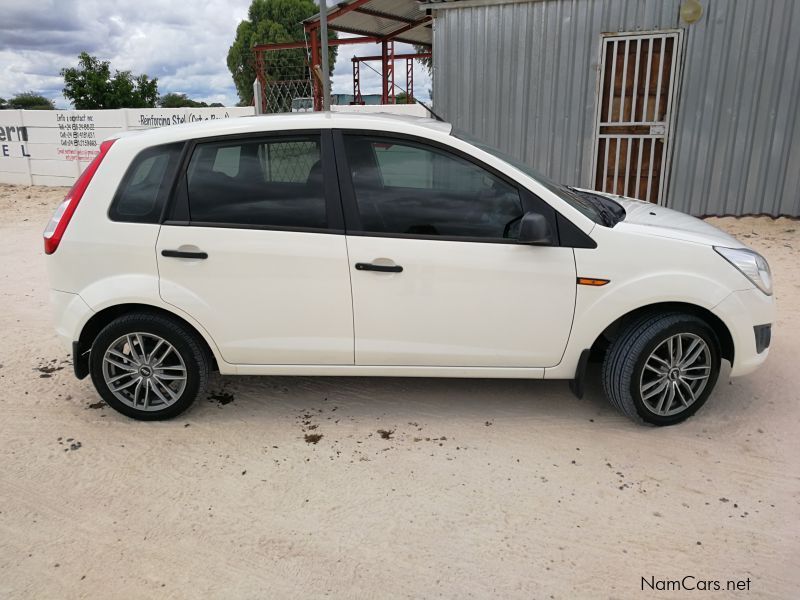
[429,0,800,217]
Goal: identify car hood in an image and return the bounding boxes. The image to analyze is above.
[581,191,745,248]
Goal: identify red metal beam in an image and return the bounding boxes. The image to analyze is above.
[382,15,432,42]
[352,60,363,104]
[352,52,431,62]
[406,58,413,102]
[305,0,373,25]
[253,35,379,52]
[325,24,429,47]
[381,40,395,104]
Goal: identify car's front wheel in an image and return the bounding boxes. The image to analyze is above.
[89,311,209,420]
[602,312,721,426]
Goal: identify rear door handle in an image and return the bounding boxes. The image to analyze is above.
[161,249,208,259]
[355,262,403,273]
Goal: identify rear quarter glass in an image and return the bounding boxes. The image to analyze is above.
[108,142,184,223]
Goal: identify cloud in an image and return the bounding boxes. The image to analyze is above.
[0,0,431,107]
[0,0,252,106]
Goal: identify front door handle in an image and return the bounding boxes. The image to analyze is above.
[355,262,403,273]
[162,249,208,259]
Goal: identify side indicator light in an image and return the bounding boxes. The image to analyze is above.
[577,277,610,286]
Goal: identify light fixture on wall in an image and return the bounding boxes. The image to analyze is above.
[680,0,703,25]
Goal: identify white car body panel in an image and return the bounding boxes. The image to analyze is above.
[49,289,92,350]
[712,288,774,376]
[346,236,576,367]
[592,192,745,247]
[156,226,355,365]
[226,364,545,378]
[546,223,770,379]
[43,112,774,389]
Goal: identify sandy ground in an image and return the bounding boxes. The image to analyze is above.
[0,183,798,599]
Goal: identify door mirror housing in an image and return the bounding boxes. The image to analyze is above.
[517,211,555,245]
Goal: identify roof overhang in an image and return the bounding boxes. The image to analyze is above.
[421,0,542,10]
[305,0,432,46]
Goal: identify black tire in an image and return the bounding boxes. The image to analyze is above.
[602,312,721,426]
[89,311,209,420]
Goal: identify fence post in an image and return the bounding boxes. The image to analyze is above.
[253,79,264,115]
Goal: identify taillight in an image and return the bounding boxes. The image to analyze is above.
[43,138,116,255]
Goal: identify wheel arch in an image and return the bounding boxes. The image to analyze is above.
[74,303,220,379]
[591,302,734,365]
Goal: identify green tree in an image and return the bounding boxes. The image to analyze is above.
[227,0,337,105]
[414,45,432,75]
[61,52,158,109]
[7,92,55,110]
[159,92,209,108]
[0,97,8,110]
[395,91,414,105]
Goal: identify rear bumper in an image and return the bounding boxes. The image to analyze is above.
[713,288,776,377]
[49,289,93,354]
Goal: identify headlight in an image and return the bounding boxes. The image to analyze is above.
[714,246,773,295]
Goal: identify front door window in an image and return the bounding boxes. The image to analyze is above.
[343,135,524,239]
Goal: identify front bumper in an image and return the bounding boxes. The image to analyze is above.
[713,288,776,377]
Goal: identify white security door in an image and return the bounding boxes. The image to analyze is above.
[592,31,683,204]
[157,132,354,366]
[339,134,576,368]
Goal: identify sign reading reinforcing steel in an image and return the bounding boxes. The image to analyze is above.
[0,107,255,186]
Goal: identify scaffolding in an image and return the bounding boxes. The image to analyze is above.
[352,50,431,104]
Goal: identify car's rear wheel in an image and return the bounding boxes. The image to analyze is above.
[89,311,209,420]
[602,312,721,426]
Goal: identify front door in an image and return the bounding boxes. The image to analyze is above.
[157,131,354,365]
[592,31,683,204]
[337,133,576,368]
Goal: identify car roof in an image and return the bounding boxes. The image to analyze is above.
[112,111,453,146]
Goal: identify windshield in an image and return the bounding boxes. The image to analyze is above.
[452,129,604,223]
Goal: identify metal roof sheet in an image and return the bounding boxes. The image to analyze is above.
[306,0,432,45]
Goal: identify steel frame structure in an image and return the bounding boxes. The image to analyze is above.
[252,0,432,111]
[351,51,431,104]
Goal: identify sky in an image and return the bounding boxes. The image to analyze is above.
[0,0,432,108]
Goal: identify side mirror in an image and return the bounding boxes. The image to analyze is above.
[518,211,555,245]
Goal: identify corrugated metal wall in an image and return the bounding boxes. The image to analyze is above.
[433,0,800,217]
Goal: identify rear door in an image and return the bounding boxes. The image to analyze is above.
[336,132,576,368]
[156,130,354,365]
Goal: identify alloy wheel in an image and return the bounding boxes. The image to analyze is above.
[639,333,712,417]
[101,332,187,411]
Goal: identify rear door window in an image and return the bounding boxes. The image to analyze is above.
[186,134,326,229]
[109,142,183,223]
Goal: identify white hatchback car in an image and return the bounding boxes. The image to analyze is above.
[44,113,774,425]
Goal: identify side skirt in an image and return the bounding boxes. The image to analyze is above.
[230,364,546,379]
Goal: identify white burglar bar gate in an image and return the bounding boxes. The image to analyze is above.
[592,31,683,204]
